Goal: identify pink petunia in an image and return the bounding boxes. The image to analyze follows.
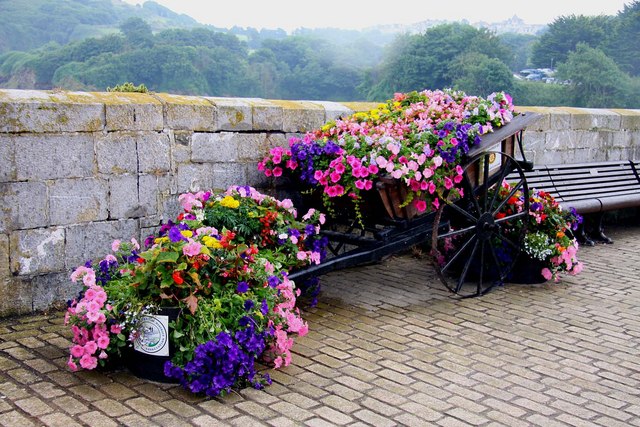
[79,354,98,370]
[111,240,121,252]
[70,345,85,358]
[67,357,78,372]
[97,335,110,349]
[415,200,427,212]
[541,268,553,281]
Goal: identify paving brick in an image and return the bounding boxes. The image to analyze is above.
[314,406,354,425]
[78,411,119,427]
[39,412,82,427]
[92,398,132,417]
[0,410,36,427]
[320,395,359,414]
[125,396,166,417]
[14,396,53,416]
[352,409,395,427]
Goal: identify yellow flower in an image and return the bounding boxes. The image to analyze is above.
[181,230,193,238]
[154,237,169,244]
[202,236,223,249]
[220,195,240,209]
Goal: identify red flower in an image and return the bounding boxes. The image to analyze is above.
[172,271,184,285]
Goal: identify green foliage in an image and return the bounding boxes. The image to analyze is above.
[450,52,514,96]
[511,80,570,107]
[0,0,199,54]
[364,23,511,100]
[530,15,616,68]
[607,1,640,76]
[106,82,149,93]
[556,43,631,107]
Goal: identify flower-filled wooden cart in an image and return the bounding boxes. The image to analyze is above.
[260,90,583,297]
[281,110,542,297]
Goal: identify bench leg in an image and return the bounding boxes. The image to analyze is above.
[590,212,613,244]
[575,222,595,246]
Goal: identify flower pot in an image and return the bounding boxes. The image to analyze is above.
[125,307,181,383]
[507,256,548,284]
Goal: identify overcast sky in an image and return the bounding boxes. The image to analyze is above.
[122,0,631,31]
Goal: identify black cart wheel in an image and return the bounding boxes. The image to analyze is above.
[431,151,530,297]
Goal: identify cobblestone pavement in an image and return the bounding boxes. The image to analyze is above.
[1,224,639,426]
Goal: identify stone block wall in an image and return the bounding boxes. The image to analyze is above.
[0,89,639,316]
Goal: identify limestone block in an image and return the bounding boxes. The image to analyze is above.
[95,132,138,174]
[15,133,95,181]
[0,233,9,279]
[270,100,325,133]
[192,132,237,163]
[103,92,163,131]
[568,108,621,131]
[32,272,75,311]
[64,219,138,269]
[137,133,171,174]
[161,197,181,226]
[237,133,268,162]
[211,163,247,192]
[246,162,270,189]
[172,131,192,164]
[49,178,109,226]
[109,174,145,219]
[306,100,354,122]
[138,174,174,218]
[191,131,268,163]
[595,130,616,149]
[340,102,379,113]
[251,99,283,131]
[0,277,33,316]
[0,90,105,133]
[207,97,253,131]
[0,136,15,182]
[610,130,632,149]
[155,93,217,131]
[9,227,65,275]
[605,148,627,162]
[521,130,546,153]
[517,107,551,131]
[177,163,215,193]
[0,182,48,232]
[545,130,578,151]
[610,109,640,130]
[267,132,288,149]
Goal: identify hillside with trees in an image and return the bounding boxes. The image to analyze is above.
[0,0,639,108]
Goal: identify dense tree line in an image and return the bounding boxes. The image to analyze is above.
[1,1,639,108]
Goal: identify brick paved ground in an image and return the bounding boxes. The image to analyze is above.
[1,224,639,426]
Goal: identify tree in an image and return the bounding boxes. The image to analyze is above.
[557,43,630,107]
[530,15,615,69]
[499,33,537,71]
[366,23,511,100]
[607,1,640,76]
[119,17,154,48]
[450,52,514,96]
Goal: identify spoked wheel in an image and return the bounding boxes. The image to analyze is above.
[431,151,530,297]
